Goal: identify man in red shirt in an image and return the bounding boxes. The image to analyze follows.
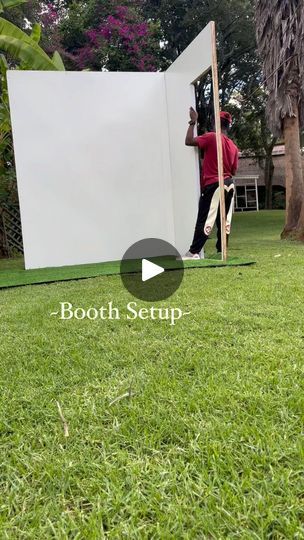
[182,107,239,259]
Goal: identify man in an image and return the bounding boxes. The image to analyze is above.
[182,107,239,260]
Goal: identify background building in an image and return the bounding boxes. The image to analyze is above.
[235,145,287,210]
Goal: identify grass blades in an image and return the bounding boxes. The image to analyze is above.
[0,210,304,538]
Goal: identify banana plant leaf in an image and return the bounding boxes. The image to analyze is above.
[0,18,51,61]
[30,23,41,44]
[52,50,65,71]
[0,36,57,70]
[0,0,27,12]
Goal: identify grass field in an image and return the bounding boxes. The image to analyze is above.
[0,210,304,539]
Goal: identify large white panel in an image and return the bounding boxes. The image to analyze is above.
[8,71,174,268]
[165,23,213,254]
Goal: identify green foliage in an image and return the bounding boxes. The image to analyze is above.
[59,1,87,54]
[142,0,278,203]
[143,0,268,155]
[0,17,64,69]
[0,34,57,69]
[52,49,65,70]
[58,1,163,71]
[30,21,41,43]
[230,88,275,156]
[0,53,9,131]
[256,0,304,136]
[0,0,26,13]
[0,52,15,203]
[144,0,260,97]
[0,163,16,201]
[0,1,65,214]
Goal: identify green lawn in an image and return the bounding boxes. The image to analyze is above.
[0,210,304,538]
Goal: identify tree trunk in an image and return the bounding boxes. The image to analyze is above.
[264,156,274,209]
[264,142,276,210]
[294,195,304,240]
[281,100,304,239]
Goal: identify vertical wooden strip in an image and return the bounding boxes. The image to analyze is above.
[211,22,227,261]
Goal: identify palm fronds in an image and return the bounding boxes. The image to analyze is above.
[255,0,304,136]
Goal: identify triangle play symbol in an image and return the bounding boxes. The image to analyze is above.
[142,258,165,282]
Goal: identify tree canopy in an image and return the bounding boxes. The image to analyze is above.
[1,0,298,212]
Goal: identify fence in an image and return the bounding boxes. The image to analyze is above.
[0,203,23,256]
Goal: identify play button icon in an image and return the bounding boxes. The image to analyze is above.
[120,238,184,301]
[142,259,164,282]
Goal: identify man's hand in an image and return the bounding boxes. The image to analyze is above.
[185,107,199,146]
[189,107,198,123]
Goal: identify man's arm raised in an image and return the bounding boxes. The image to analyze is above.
[185,107,199,146]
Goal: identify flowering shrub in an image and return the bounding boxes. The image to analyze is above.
[40,2,60,29]
[75,4,159,72]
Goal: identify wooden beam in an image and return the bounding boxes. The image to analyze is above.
[211,21,227,261]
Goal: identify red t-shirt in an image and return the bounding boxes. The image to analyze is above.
[194,132,239,189]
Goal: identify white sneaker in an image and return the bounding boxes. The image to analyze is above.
[180,251,203,261]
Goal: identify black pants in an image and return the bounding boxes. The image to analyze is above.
[190,178,235,254]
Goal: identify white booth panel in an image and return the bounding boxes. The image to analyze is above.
[8,71,174,268]
[8,23,215,269]
[165,23,213,255]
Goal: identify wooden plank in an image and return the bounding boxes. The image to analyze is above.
[210,21,227,261]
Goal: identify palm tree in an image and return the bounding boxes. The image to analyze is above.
[255,0,304,239]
